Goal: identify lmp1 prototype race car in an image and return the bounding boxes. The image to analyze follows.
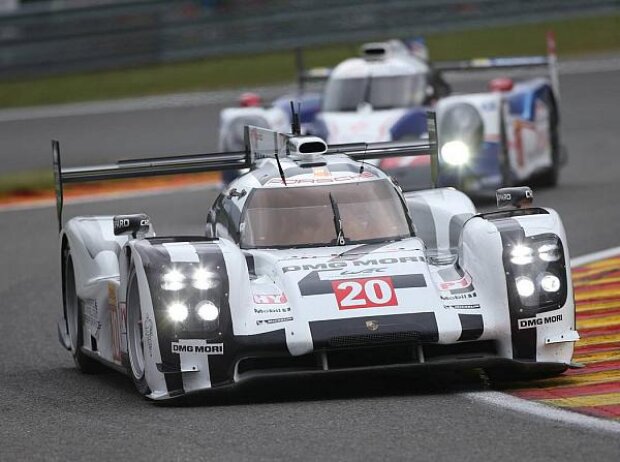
[219,35,564,192]
[53,112,578,401]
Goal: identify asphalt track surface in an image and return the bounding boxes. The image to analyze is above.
[1,69,620,460]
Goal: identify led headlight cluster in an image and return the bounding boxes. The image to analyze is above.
[161,267,217,291]
[167,300,220,324]
[510,243,561,266]
[160,265,221,328]
[505,235,567,311]
[440,140,470,166]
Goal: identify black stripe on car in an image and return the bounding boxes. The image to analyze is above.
[493,218,537,361]
[298,270,426,296]
[457,314,484,341]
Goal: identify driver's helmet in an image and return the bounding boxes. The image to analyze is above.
[239,92,262,107]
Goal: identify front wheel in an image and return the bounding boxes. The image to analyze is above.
[126,268,151,396]
[63,248,105,373]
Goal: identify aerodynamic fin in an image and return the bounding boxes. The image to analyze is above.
[52,140,64,233]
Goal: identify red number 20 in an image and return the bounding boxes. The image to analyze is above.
[332,277,398,310]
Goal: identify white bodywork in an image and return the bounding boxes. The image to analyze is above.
[59,129,575,400]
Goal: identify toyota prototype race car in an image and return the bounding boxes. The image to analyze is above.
[53,112,578,401]
[219,34,565,193]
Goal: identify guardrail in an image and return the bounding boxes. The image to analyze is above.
[0,0,617,78]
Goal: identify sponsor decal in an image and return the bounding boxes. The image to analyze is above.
[438,273,472,291]
[332,277,398,310]
[266,172,376,186]
[83,298,100,335]
[257,317,294,326]
[518,313,563,330]
[171,342,224,355]
[445,304,481,310]
[108,283,123,362]
[254,306,291,315]
[282,256,424,273]
[144,316,154,357]
[253,293,288,305]
[441,292,477,301]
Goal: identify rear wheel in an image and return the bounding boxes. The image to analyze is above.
[63,248,105,373]
[126,268,151,396]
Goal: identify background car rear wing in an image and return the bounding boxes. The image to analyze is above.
[52,112,438,232]
[434,31,560,99]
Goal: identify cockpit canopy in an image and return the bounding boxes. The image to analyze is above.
[239,179,412,249]
[322,55,429,112]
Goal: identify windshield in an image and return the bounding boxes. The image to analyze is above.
[322,74,426,112]
[240,180,412,248]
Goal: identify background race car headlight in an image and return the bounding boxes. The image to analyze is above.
[168,302,189,322]
[515,277,535,298]
[538,243,561,262]
[192,267,217,290]
[162,269,185,291]
[196,301,219,322]
[510,245,534,265]
[440,141,470,166]
[540,273,561,293]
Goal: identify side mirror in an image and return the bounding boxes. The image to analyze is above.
[205,210,216,239]
[496,186,533,209]
[113,214,151,238]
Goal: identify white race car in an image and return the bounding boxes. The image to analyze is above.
[54,113,578,401]
[219,35,564,192]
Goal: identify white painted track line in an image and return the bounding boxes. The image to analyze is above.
[463,391,620,434]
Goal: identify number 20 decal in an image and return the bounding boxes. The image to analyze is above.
[331,277,398,310]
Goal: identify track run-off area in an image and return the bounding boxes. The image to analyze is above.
[505,251,620,421]
[0,65,619,460]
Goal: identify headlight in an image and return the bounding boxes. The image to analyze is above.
[196,301,219,322]
[192,267,217,290]
[540,274,561,293]
[515,277,535,298]
[162,269,185,291]
[510,245,534,265]
[168,302,189,322]
[538,243,561,262]
[440,141,470,166]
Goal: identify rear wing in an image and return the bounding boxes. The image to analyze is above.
[434,31,560,99]
[52,112,439,232]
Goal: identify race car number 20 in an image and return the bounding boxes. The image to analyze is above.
[331,277,398,310]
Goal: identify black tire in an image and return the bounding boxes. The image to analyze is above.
[126,268,151,396]
[63,248,105,374]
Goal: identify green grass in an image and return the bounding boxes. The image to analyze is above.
[0,14,618,109]
[0,169,53,197]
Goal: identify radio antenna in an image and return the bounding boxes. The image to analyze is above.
[290,101,301,136]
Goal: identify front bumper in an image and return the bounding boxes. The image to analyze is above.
[152,337,569,401]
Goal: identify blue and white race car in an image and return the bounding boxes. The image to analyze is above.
[219,35,564,192]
